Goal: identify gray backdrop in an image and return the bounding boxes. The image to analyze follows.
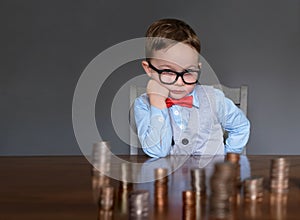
[1,0,299,155]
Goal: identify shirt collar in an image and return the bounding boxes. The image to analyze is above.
[190,88,200,108]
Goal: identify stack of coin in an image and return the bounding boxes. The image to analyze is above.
[118,163,133,215]
[129,190,150,219]
[225,153,241,182]
[225,152,241,188]
[92,174,110,187]
[154,168,168,207]
[190,168,206,198]
[91,142,112,204]
[120,163,133,190]
[182,190,196,220]
[243,176,264,202]
[270,157,290,193]
[91,141,112,176]
[225,152,240,163]
[92,174,110,203]
[99,186,115,211]
[209,162,235,219]
[190,168,206,219]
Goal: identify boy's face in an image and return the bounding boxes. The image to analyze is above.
[142,42,201,99]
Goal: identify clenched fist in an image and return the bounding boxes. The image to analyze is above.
[147,79,169,109]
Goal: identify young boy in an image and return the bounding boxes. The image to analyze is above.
[134,18,250,158]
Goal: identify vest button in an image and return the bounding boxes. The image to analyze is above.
[182,138,189,145]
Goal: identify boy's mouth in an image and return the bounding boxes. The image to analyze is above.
[170,90,185,94]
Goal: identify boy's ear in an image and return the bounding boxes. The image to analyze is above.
[141,60,153,78]
[198,62,202,69]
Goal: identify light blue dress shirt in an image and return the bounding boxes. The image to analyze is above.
[134,85,250,158]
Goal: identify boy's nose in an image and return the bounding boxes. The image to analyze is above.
[174,76,184,86]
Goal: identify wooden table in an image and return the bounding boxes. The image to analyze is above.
[0,155,299,220]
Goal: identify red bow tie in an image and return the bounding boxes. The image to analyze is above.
[165,96,193,108]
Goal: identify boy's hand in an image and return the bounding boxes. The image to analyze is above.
[147,79,169,109]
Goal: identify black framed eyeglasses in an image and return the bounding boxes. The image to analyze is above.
[148,61,200,85]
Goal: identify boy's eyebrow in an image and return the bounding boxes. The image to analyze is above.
[157,64,176,69]
[185,65,199,70]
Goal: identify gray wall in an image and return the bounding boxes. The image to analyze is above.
[1,0,299,155]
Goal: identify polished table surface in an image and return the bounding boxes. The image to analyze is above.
[0,155,299,220]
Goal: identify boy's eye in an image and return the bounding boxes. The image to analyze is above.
[184,73,193,77]
[161,71,176,76]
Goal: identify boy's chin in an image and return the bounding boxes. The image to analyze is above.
[169,93,187,100]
